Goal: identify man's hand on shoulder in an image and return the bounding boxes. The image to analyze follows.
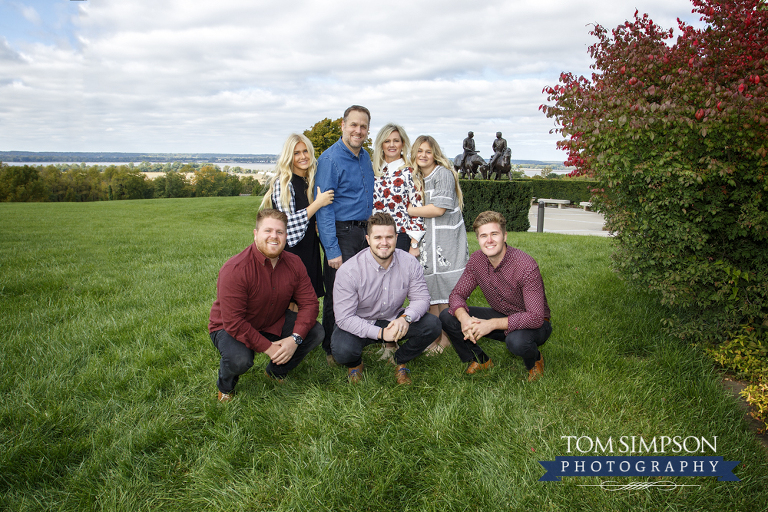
[264,337,298,365]
[328,256,343,269]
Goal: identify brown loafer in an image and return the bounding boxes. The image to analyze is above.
[395,364,412,385]
[217,390,233,402]
[466,359,494,374]
[528,355,544,382]
[347,363,364,383]
[265,371,285,384]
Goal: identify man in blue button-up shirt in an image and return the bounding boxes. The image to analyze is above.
[315,105,376,361]
[331,212,441,384]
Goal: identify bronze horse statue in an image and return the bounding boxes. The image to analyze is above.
[454,153,486,179]
[478,147,512,180]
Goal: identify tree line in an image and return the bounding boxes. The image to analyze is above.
[0,163,267,202]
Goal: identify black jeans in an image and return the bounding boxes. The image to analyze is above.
[440,307,551,370]
[321,221,369,354]
[330,313,442,367]
[395,232,411,252]
[210,309,323,393]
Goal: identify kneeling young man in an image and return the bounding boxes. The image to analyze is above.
[439,211,551,381]
[331,212,441,384]
[208,209,324,401]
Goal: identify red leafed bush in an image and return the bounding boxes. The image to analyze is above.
[542,0,767,343]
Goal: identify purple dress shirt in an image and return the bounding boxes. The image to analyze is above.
[333,248,430,339]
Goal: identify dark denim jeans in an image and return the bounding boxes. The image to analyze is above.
[210,309,323,393]
[440,307,551,370]
[331,313,442,368]
[321,221,369,354]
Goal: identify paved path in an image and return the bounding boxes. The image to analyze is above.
[527,205,610,236]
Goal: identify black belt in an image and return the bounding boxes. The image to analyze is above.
[336,220,367,228]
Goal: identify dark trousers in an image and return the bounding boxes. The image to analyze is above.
[439,307,551,370]
[321,221,368,354]
[331,313,442,368]
[395,232,411,252]
[210,310,323,393]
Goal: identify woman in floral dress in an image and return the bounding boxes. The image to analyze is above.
[371,122,425,358]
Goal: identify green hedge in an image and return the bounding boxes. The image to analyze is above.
[459,180,532,232]
[522,179,598,205]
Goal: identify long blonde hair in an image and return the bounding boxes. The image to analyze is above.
[260,133,317,211]
[372,123,411,177]
[410,135,464,210]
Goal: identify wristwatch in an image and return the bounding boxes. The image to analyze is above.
[291,333,303,345]
[400,314,412,323]
[410,241,419,249]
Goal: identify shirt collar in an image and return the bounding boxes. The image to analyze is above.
[252,243,280,267]
[364,247,397,272]
[383,158,404,171]
[337,137,363,160]
[486,243,511,271]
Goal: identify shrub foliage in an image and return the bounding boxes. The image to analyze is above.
[521,178,598,205]
[460,179,532,232]
[542,0,768,340]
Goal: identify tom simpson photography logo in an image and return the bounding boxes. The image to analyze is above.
[538,435,739,490]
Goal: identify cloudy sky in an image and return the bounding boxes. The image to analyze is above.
[1,0,702,161]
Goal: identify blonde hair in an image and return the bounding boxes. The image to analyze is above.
[372,123,411,177]
[260,133,317,211]
[410,135,464,210]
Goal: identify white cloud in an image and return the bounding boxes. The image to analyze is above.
[0,0,702,160]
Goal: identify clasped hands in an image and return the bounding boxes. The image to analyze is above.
[380,316,409,342]
[265,337,298,365]
[460,316,495,344]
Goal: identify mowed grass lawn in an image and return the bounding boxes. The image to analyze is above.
[1,197,766,511]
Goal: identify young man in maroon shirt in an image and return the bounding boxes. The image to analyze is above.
[208,209,323,401]
[439,211,552,381]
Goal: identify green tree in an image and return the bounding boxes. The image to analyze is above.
[542,0,768,342]
[0,164,48,202]
[304,117,372,157]
[107,166,148,200]
[194,166,242,197]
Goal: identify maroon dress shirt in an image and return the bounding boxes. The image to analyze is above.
[448,244,551,334]
[208,244,319,352]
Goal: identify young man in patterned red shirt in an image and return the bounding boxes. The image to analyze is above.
[439,211,552,381]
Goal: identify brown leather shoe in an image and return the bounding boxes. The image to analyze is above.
[466,359,494,374]
[528,354,544,382]
[265,371,285,384]
[347,363,364,383]
[217,390,233,402]
[395,364,412,385]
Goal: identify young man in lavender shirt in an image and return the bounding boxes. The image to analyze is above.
[439,211,552,381]
[330,212,441,384]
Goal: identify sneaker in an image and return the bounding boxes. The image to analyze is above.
[217,390,233,402]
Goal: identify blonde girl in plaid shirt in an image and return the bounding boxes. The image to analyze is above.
[261,134,334,300]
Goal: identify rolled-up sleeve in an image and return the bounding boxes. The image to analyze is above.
[315,158,340,260]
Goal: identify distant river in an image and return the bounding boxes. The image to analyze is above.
[6,161,571,178]
[4,161,276,172]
